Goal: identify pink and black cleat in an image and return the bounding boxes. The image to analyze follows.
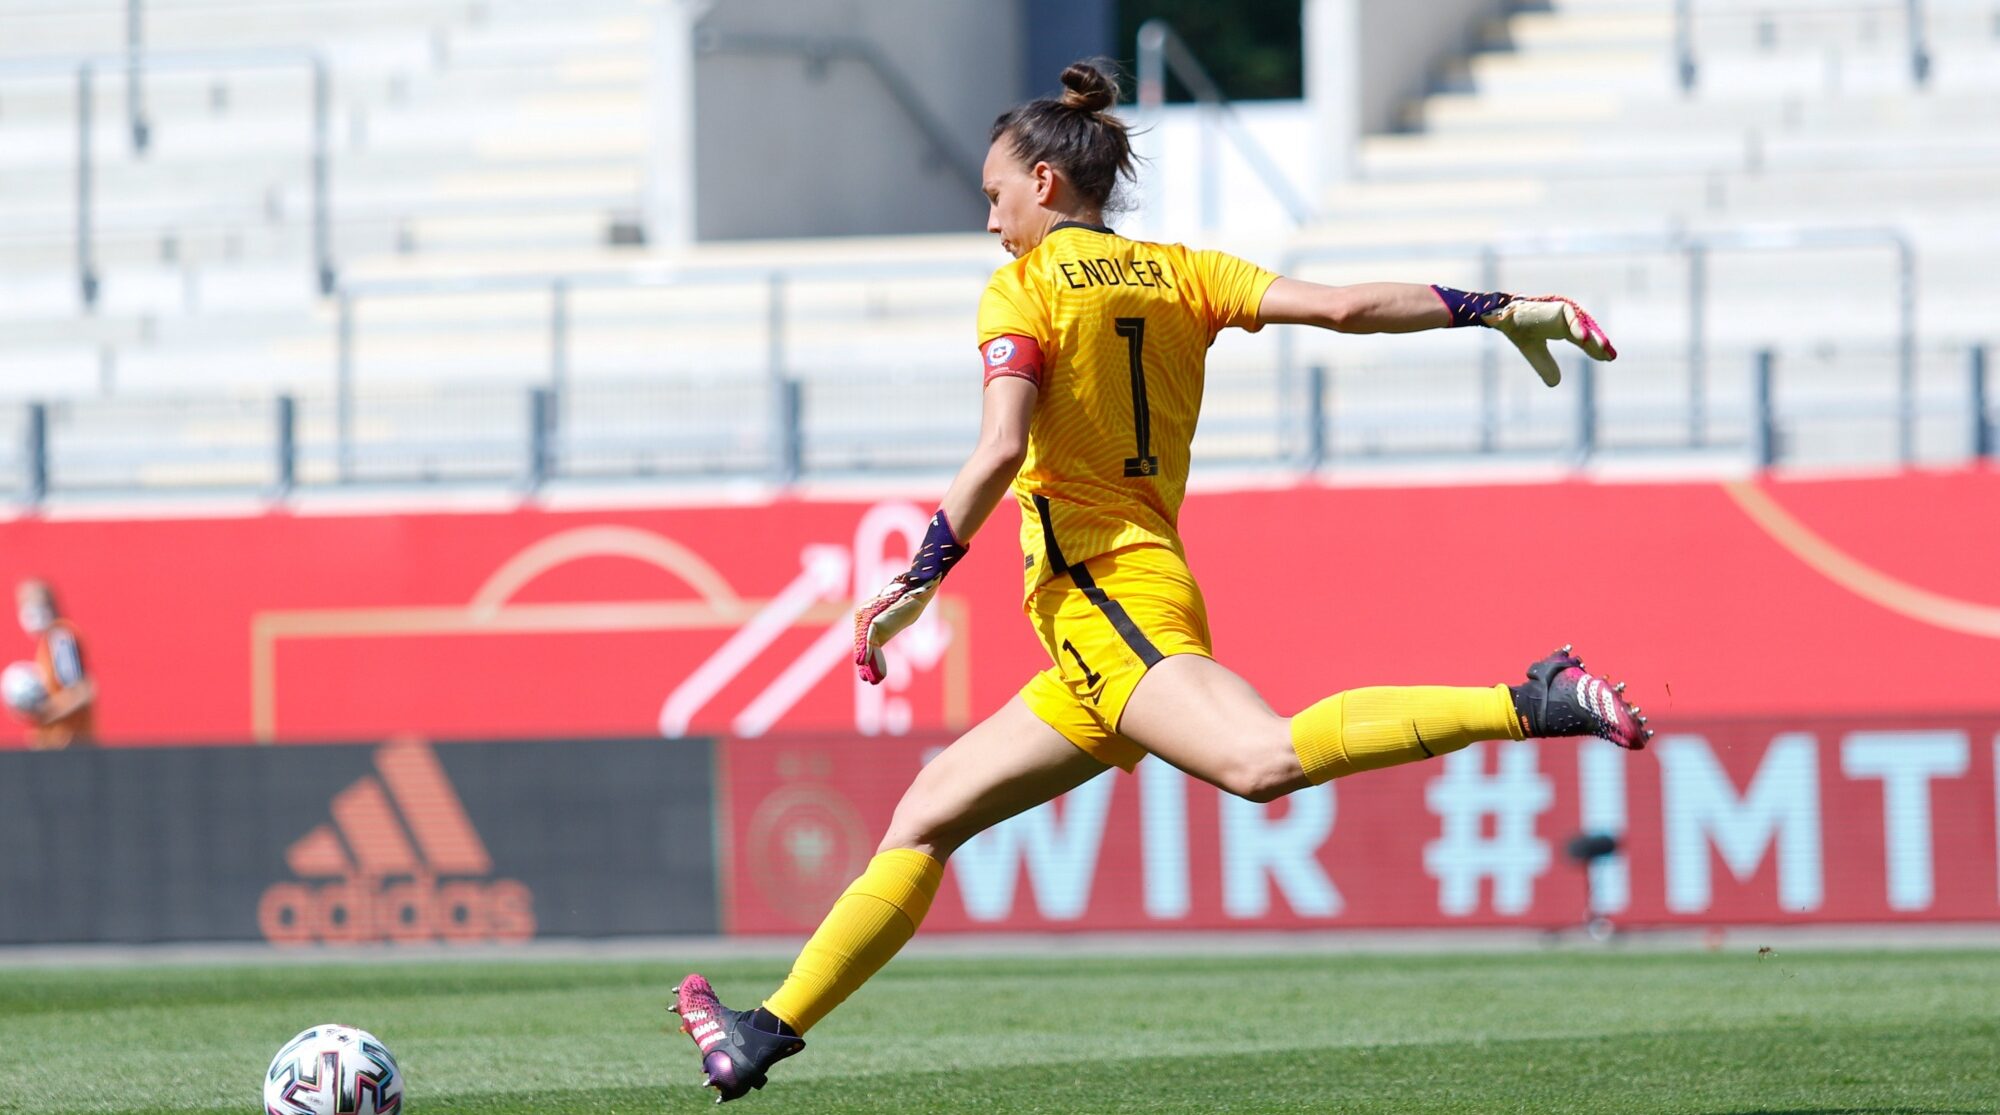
[670,974,804,1104]
[1511,645,1653,750]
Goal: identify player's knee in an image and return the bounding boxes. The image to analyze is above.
[878,797,960,862]
[1224,761,1291,804]
[1219,727,1306,803]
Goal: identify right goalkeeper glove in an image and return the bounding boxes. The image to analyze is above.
[852,510,966,686]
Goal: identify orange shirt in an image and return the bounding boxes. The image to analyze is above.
[31,619,93,748]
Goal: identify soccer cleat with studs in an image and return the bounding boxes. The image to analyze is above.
[669,974,804,1104]
[1510,644,1653,750]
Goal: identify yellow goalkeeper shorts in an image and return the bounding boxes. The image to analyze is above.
[1018,543,1212,772]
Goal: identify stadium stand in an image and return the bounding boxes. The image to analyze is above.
[1290,0,1999,466]
[0,0,1993,496]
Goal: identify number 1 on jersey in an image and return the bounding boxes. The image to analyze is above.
[1114,316,1159,478]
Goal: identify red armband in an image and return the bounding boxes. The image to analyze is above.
[981,334,1044,388]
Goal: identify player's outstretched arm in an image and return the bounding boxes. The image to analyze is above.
[852,375,1037,685]
[1256,277,1617,386]
[1257,278,1452,334]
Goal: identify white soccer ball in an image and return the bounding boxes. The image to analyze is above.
[1,661,44,713]
[263,1024,404,1115]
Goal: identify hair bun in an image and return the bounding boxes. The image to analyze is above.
[1058,60,1118,114]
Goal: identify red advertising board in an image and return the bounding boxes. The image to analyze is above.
[0,470,1995,747]
[720,717,2000,932]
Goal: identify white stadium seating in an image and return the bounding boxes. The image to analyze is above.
[0,0,1993,495]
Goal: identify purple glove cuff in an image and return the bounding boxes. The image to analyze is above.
[1431,285,1515,328]
[907,510,967,584]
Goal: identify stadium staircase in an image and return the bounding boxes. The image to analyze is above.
[1290,0,2000,464]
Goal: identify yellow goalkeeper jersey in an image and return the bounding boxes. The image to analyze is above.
[977,222,1278,602]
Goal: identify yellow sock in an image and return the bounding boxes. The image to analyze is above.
[1289,684,1523,784]
[762,848,943,1034]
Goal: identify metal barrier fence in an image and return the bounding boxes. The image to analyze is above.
[3,342,1990,503]
[1276,226,1923,459]
[0,45,335,308]
[1676,0,1933,91]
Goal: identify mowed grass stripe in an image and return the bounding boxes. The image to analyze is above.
[3,950,1996,1114]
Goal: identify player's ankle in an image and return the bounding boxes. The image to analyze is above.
[748,1008,798,1038]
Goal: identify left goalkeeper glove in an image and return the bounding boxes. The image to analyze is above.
[1432,286,1618,387]
[1482,295,1617,387]
[852,510,966,686]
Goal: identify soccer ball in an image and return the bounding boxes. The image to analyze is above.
[1,661,44,714]
[263,1024,404,1115]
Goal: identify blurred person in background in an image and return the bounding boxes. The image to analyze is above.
[672,59,1647,1102]
[11,579,97,748]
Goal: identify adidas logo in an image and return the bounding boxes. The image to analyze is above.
[258,739,536,946]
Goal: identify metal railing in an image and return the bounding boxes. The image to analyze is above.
[333,256,1000,485]
[0,45,335,309]
[1277,226,1917,460]
[4,341,1989,505]
[1675,0,1931,92]
[6,210,1978,504]
[1135,18,1315,229]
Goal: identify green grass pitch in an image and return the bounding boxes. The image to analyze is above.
[4,947,1997,1113]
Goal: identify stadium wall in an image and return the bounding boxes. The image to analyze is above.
[0,739,719,945]
[4,718,1995,945]
[689,0,1026,240]
[5,472,1999,943]
[721,719,2000,933]
[1,472,1994,746]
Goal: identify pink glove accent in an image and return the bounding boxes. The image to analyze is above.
[852,579,912,686]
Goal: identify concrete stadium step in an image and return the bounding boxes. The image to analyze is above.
[1304,189,2000,257]
[1486,9,1673,52]
[1408,89,2000,136]
[0,157,643,229]
[0,208,640,277]
[1356,129,2000,181]
[0,0,648,59]
[1447,48,1973,98]
[0,119,645,186]
[0,53,645,129]
[0,1,462,60]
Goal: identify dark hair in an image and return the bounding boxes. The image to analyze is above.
[990,59,1137,214]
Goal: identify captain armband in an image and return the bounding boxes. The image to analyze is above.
[981,334,1045,388]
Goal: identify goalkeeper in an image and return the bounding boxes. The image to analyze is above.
[672,58,1645,1103]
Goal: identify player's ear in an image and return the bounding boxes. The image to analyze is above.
[1030,161,1057,206]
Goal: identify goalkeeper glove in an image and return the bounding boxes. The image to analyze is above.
[852,510,966,685]
[1432,286,1618,387]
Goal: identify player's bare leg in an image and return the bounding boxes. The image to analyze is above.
[1120,647,1649,801]
[672,696,1102,1102]
[873,693,1106,860]
[1116,653,1308,801]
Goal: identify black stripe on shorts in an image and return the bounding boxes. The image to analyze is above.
[1069,559,1164,668]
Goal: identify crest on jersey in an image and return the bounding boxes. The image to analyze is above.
[986,338,1015,365]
